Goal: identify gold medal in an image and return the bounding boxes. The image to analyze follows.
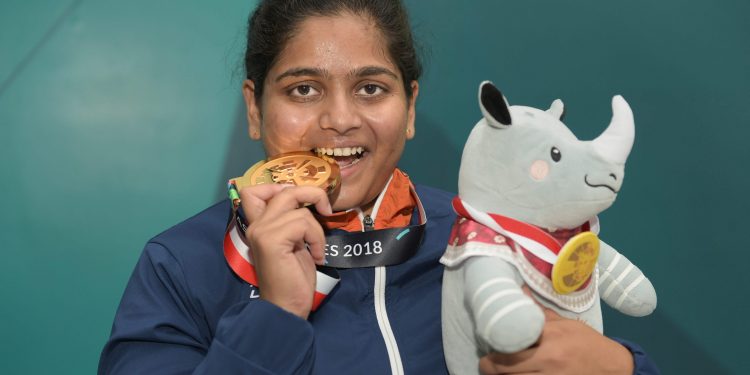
[551,231,600,294]
[232,151,340,196]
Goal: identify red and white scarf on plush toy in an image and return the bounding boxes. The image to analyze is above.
[440,196,600,312]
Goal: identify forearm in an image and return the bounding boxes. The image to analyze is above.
[194,300,316,374]
[100,301,315,374]
[99,243,316,374]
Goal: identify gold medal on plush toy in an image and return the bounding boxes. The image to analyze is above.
[233,151,340,194]
[551,231,600,294]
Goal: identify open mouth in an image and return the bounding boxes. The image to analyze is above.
[584,175,618,193]
[314,146,366,169]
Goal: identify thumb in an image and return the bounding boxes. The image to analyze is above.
[542,305,563,321]
[521,285,563,321]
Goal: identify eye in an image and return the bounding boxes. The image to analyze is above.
[550,147,562,162]
[357,83,385,96]
[290,84,319,97]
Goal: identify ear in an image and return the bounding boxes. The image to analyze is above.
[242,79,262,140]
[547,99,565,120]
[478,81,512,128]
[406,80,419,140]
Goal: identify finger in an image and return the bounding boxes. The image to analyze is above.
[263,186,332,217]
[479,348,540,374]
[252,207,317,241]
[542,306,562,321]
[238,184,288,222]
[478,355,499,375]
[488,347,540,367]
[300,211,327,265]
[294,243,318,284]
[520,285,562,322]
[251,209,325,263]
[521,285,534,298]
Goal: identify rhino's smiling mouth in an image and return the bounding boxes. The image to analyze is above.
[584,175,618,193]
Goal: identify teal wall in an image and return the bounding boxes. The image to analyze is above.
[1,0,747,373]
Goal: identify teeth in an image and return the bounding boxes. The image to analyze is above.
[315,147,365,156]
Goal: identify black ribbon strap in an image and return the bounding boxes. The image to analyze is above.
[323,223,425,268]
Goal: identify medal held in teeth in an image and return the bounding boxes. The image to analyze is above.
[551,231,600,294]
[229,151,341,209]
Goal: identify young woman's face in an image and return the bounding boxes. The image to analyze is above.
[243,12,418,212]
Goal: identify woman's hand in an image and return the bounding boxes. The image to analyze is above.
[239,184,332,319]
[478,307,634,375]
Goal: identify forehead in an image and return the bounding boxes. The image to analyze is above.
[509,106,579,141]
[270,12,399,78]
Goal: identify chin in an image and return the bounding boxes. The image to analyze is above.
[331,182,376,212]
[331,191,359,212]
[331,161,398,212]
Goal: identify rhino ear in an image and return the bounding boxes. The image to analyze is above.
[478,81,512,128]
[547,99,565,120]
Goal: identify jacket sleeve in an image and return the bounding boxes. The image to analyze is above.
[98,242,316,374]
[612,337,661,375]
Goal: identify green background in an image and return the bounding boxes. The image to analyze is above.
[1,0,747,373]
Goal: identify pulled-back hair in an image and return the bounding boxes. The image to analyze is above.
[244,0,422,102]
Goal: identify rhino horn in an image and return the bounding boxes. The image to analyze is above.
[592,95,635,165]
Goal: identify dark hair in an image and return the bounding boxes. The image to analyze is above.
[244,0,422,103]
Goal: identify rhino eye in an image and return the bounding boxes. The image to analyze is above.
[550,147,562,162]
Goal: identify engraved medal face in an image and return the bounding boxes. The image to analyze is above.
[551,231,600,294]
[234,152,340,196]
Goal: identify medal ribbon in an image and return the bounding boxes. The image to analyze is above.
[452,197,599,265]
[323,185,426,268]
[224,185,426,311]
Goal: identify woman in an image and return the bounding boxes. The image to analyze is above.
[99,1,658,374]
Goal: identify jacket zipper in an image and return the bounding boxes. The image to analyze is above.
[360,174,404,375]
[363,215,374,231]
[374,265,403,375]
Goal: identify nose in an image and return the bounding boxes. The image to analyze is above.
[319,91,362,133]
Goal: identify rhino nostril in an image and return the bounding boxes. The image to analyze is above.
[609,173,617,180]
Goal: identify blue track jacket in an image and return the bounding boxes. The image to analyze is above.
[99,185,660,374]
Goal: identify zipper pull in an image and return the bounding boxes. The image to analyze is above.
[363,215,374,231]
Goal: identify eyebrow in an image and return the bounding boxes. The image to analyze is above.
[275,67,329,82]
[351,66,399,80]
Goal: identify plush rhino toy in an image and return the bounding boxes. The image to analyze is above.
[440,81,657,374]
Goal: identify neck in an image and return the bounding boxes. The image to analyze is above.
[360,199,376,216]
